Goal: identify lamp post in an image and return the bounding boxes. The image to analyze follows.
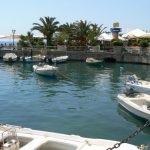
[12,29,16,50]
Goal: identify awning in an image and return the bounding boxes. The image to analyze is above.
[122,29,146,39]
[139,33,150,38]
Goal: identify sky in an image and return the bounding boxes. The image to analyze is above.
[0,0,150,35]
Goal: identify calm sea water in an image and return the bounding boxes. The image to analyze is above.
[0,61,150,146]
[0,39,18,45]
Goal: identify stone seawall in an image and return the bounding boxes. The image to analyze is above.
[0,49,150,64]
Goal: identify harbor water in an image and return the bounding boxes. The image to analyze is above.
[0,60,150,146]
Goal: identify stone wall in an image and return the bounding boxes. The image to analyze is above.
[1,48,150,64]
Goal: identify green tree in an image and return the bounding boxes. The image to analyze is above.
[18,35,29,48]
[59,23,76,46]
[18,31,44,48]
[88,24,106,46]
[31,17,59,46]
[26,31,34,47]
[74,20,90,46]
[140,40,149,48]
[55,32,68,45]
[56,20,107,47]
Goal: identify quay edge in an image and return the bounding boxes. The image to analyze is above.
[0,49,150,64]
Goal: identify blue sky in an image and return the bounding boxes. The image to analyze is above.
[0,0,150,35]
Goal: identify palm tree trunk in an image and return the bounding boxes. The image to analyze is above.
[46,37,52,46]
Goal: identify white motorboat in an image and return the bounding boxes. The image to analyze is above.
[0,123,140,150]
[117,93,150,120]
[20,55,46,63]
[51,55,68,63]
[86,58,103,66]
[33,63,58,77]
[125,75,150,94]
[3,53,18,62]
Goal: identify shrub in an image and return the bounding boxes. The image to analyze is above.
[131,42,139,46]
[127,40,139,46]
[127,40,132,46]
[112,40,123,46]
[140,40,149,48]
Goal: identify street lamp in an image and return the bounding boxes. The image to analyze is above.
[12,29,16,50]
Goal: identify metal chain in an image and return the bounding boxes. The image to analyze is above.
[106,120,150,150]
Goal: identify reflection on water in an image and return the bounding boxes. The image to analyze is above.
[117,104,150,134]
[0,62,33,80]
[0,61,150,145]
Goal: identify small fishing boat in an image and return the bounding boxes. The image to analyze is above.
[3,53,18,62]
[117,93,150,120]
[125,75,150,94]
[51,55,68,63]
[86,58,103,66]
[0,123,139,150]
[33,63,58,77]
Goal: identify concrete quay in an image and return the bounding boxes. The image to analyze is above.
[0,49,150,64]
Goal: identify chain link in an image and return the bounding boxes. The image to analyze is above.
[106,120,150,150]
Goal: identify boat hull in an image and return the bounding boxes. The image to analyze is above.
[117,94,150,120]
[86,58,103,66]
[20,56,45,63]
[86,61,103,66]
[51,56,68,63]
[126,75,150,94]
[3,53,18,62]
[0,124,139,150]
[126,81,150,94]
[33,64,58,77]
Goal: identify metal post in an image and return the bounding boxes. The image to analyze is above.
[12,29,16,50]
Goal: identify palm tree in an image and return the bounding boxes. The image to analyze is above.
[59,23,76,46]
[91,24,106,37]
[18,31,45,48]
[31,17,59,46]
[74,20,90,46]
[88,24,107,45]
[26,31,34,47]
[18,34,29,48]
